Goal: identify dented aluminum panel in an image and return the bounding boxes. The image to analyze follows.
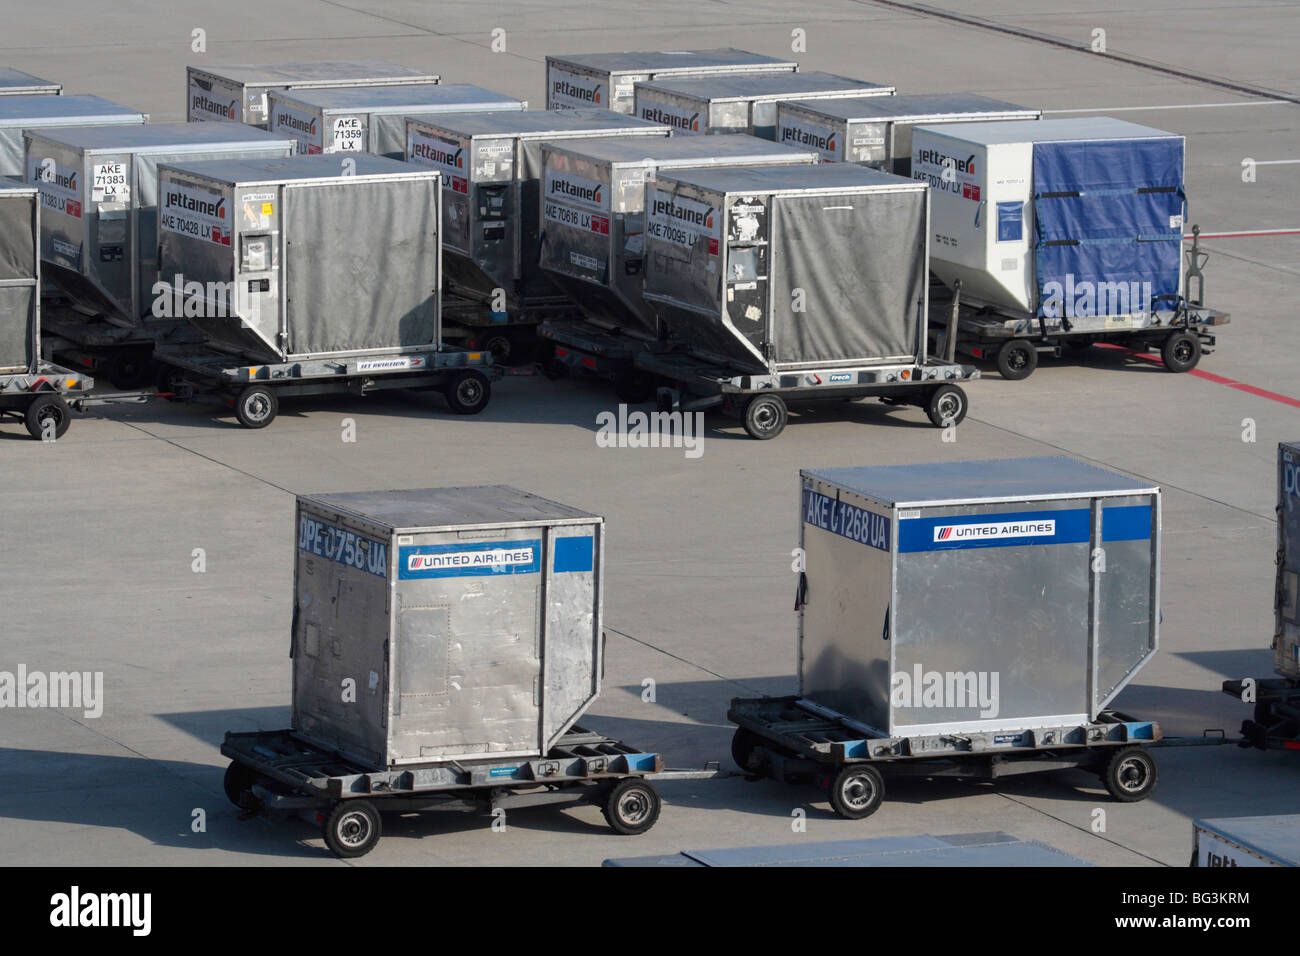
[293,486,604,768]
[799,457,1160,736]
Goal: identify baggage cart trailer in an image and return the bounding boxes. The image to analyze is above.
[0,94,146,177]
[639,164,978,438]
[186,61,440,128]
[0,182,94,440]
[546,49,798,113]
[1223,441,1300,751]
[730,457,1164,816]
[0,67,60,96]
[913,117,1229,379]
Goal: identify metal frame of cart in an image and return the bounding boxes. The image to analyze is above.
[0,362,93,439]
[728,695,1162,819]
[222,726,665,857]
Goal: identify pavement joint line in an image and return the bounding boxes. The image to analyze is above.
[1196,243,1300,277]
[118,420,298,497]
[994,791,1170,866]
[868,0,1300,105]
[603,626,770,696]
[312,0,547,65]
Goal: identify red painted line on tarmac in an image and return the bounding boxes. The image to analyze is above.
[1097,344,1300,407]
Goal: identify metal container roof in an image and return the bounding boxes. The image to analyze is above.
[0,67,60,94]
[24,122,295,152]
[0,181,35,195]
[549,49,797,74]
[804,457,1157,507]
[915,116,1179,146]
[302,486,599,531]
[1197,815,1300,865]
[636,71,890,102]
[160,153,431,185]
[545,132,817,166]
[784,92,1037,124]
[0,94,144,125]
[190,61,439,85]
[655,162,921,195]
[414,108,662,138]
[275,84,521,113]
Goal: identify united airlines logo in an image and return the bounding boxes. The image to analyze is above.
[934,519,1056,542]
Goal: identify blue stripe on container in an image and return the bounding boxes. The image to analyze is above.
[553,535,594,573]
[1101,505,1152,542]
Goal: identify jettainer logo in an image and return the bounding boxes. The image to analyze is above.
[647,192,718,254]
[192,90,237,120]
[551,74,603,106]
[408,132,468,192]
[780,121,837,158]
[639,105,701,132]
[161,183,230,245]
[545,169,606,211]
[30,159,83,218]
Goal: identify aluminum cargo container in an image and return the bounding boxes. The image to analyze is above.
[912,117,1186,326]
[156,154,441,362]
[777,93,1039,172]
[642,164,928,372]
[186,61,440,128]
[546,49,798,113]
[0,68,60,96]
[268,85,525,158]
[25,123,295,326]
[0,183,39,373]
[539,135,819,339]
[1279,442,1300,680]
[293,486,605,766]
[1194,816,1300,867]
[798,457,1160,735]
[633,72,893,138]
[405,109,669,313]
[0,95,146,176]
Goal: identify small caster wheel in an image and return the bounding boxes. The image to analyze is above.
[25,393,71,441]
[996,339,1038,380]
[222,761,261,810]
[1101,746,1158,803]
[1161,331,1201,373]
[829,763,885,820]
[444,369,491,415]
[234,385,277,429]
[323,800,382,858]
[602,777,662,835]
[742,393,787,440]
[731,728,764,772]
[925,384,968,428]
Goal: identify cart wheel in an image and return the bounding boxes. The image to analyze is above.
[731,728,764,772]
[222,761,261,810]
[742,393,787,440]
[996,339,1038,380]
[602,777,661,835]
[24,394,71,441]
[323,800,382,858]
[1161,331,1201,373]
[925,384,967,428]
[483,332,513,366]
[1102,746,1158,803]
[108,352,150,390]
[234,385,278,429]
[830,763,885,820]
[445,370,491,415]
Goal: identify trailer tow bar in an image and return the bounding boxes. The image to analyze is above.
[1149,730,1234,747]
[646,761,735,781]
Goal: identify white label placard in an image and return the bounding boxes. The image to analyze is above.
[92,162,129,202]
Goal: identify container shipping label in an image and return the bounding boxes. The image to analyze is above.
[778,118,839,162]
[160,181,231,245]
[647,191,718,255]
[399,539,542,579]
[188,81,240,122]
[912,142,980,201]
[803,490,891,552]
[637,99,702,133]
[548,67,606,109]
[545,169,607,212]
[298,515,389,578]
[408,130,468,194]
[899,505,1151,552]
[271,103,323,154]
[29,158,82,219]
[91,162,130,202]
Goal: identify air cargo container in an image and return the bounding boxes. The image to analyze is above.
[729,457,1163,818]
[912,117,1228,378]
[149,155,495,428]
[0,68,60,96]
[1193,816,1300,867]
[0,183,92,440]
[632,72,892,138]
[404,109,669,361]
[221,486,664,857]
[776,93,1038,172]
[546,49,798,113]
[0,95,146,177]
[268,85,525,158]
[1223,441,1300,751]
[186,61,440,128]
[537,134,818,354]
[635,164,977,438]
[25,123,295,337]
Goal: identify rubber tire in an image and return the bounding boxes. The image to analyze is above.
[445,370,491,415]
[1161,331,1201,373]
[742,393,787,440]
[996,339,1038,380]
[925,384,968,428]
[731,728,763,773]
[602,777,662,835]
[1102,746,1158,803]
[234,385,277,429]
[24,394,71,440]
[108,352,150,390]
[829,763,885,820]
[323,800,382,859]
[222,761,260,810]
[482,332,513,366]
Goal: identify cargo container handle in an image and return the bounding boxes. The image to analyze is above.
[794,572,808,611]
